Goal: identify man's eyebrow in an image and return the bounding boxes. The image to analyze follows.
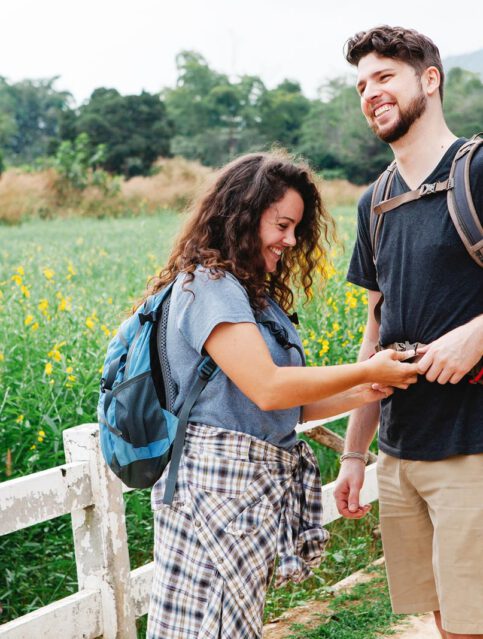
[356,67,396,92]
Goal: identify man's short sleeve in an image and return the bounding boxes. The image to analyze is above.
[346,186,380,291]
[174,269,256,355]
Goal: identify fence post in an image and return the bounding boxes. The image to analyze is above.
[63,424,137,639]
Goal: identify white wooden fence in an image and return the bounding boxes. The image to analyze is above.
[0,419,379,639]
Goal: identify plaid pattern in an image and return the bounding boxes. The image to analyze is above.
[147,423,329,638]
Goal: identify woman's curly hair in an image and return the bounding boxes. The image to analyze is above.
[143,150,336,314]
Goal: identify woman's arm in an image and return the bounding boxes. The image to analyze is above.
[204,321,416,411]
[302,383,392,422]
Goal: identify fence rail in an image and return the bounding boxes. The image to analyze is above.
[0,418,379,639]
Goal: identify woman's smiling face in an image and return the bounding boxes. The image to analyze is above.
[258,188,304,273]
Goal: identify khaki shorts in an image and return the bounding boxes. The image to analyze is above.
[377,450,483,635]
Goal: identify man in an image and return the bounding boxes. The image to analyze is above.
[334,26,483,639]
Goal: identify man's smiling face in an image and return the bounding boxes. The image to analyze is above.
[356,52,427,144]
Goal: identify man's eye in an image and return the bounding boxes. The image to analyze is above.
[278,224,288,230]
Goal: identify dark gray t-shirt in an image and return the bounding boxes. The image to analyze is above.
[165,268,304,449]
[347,139,483,460]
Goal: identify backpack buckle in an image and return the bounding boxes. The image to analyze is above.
[419,182,436,196]
[197,357,218,380]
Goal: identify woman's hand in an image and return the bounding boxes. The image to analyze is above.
[359,383,394,403]
[363,349,419,388]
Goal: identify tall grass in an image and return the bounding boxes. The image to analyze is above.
[0,205,377,633]
[0,157,365,224]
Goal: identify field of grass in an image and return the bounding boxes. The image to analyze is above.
[0,206,378,633]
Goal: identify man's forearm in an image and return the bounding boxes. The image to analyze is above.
[344,311,381,454]
[343,401,380,454]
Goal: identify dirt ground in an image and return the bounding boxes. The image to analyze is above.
[263,560,383,639]
[263,558,441,639]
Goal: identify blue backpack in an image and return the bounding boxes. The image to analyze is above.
[97,281,218,504]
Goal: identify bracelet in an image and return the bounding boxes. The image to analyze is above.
[340,451,369,464]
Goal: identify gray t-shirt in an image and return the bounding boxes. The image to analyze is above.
[165,268,304,449]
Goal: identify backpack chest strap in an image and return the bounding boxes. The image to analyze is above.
[373,178,454,215]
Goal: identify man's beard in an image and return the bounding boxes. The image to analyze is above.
[370,91,427,143]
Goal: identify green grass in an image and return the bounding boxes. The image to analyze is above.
[285,564,405,638]
[0,206,381,634]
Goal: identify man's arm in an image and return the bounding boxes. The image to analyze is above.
[417,315,483,384]
[334,290,382,519]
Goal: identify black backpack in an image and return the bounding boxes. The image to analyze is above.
[370,133,483,267]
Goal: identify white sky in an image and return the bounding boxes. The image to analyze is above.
[3,0,483,106]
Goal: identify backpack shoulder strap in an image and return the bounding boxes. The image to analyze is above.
[370,160,397,259]
[447,133,483,268]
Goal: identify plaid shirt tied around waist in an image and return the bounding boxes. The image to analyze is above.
[148,423,329,639]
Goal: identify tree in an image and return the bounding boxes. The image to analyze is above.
[76,89,172,176]
[298,77,392,183]
[258,80,310,149]
[0,77,73,163]
[166,52,268,166]
[444,67,483,138]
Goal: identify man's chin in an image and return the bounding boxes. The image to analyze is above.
[371,121,408,144]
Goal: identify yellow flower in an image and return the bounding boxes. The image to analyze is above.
[107,297,113,305]
[67,374,76,382]
[332,322,340,332]
[85,317,95,330]
[302,339,309,347]
[38,299,49,314]
[17,266,25,276]
[66,366,73,374]
[44,362,53,375]
[37,436,44,443]
[30,444,36,450]
[31,322,39,331]
[325,263,336,279]
[11,274,22,286]
[38,430,46,437]
[318,340,330,356]
[24,315,34,326]
[48,349,62,362]
[16,414,24,423]
[43,267,55,280]
[20,285,30,298]
[67,262,77,276]
[58,296,71,311]
[101,324,111,338]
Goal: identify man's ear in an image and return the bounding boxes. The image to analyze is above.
[422,66,441,97]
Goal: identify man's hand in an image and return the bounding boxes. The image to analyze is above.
[334,459,371,519]
[417,317,483,384]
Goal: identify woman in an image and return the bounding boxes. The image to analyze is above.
[146,151,417,639]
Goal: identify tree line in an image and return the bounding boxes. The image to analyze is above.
[1,52,482,184]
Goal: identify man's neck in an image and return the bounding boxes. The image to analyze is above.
[390,115,457,190]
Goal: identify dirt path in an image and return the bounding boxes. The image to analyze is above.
[263,559,441,639]
[382,613,440,638]
[263,560,383,639]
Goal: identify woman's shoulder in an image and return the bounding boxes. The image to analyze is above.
[173,267,251,312]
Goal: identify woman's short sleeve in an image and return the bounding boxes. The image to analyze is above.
[174,270,256,355]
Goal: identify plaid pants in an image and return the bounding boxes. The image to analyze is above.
[147,423,328,639]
